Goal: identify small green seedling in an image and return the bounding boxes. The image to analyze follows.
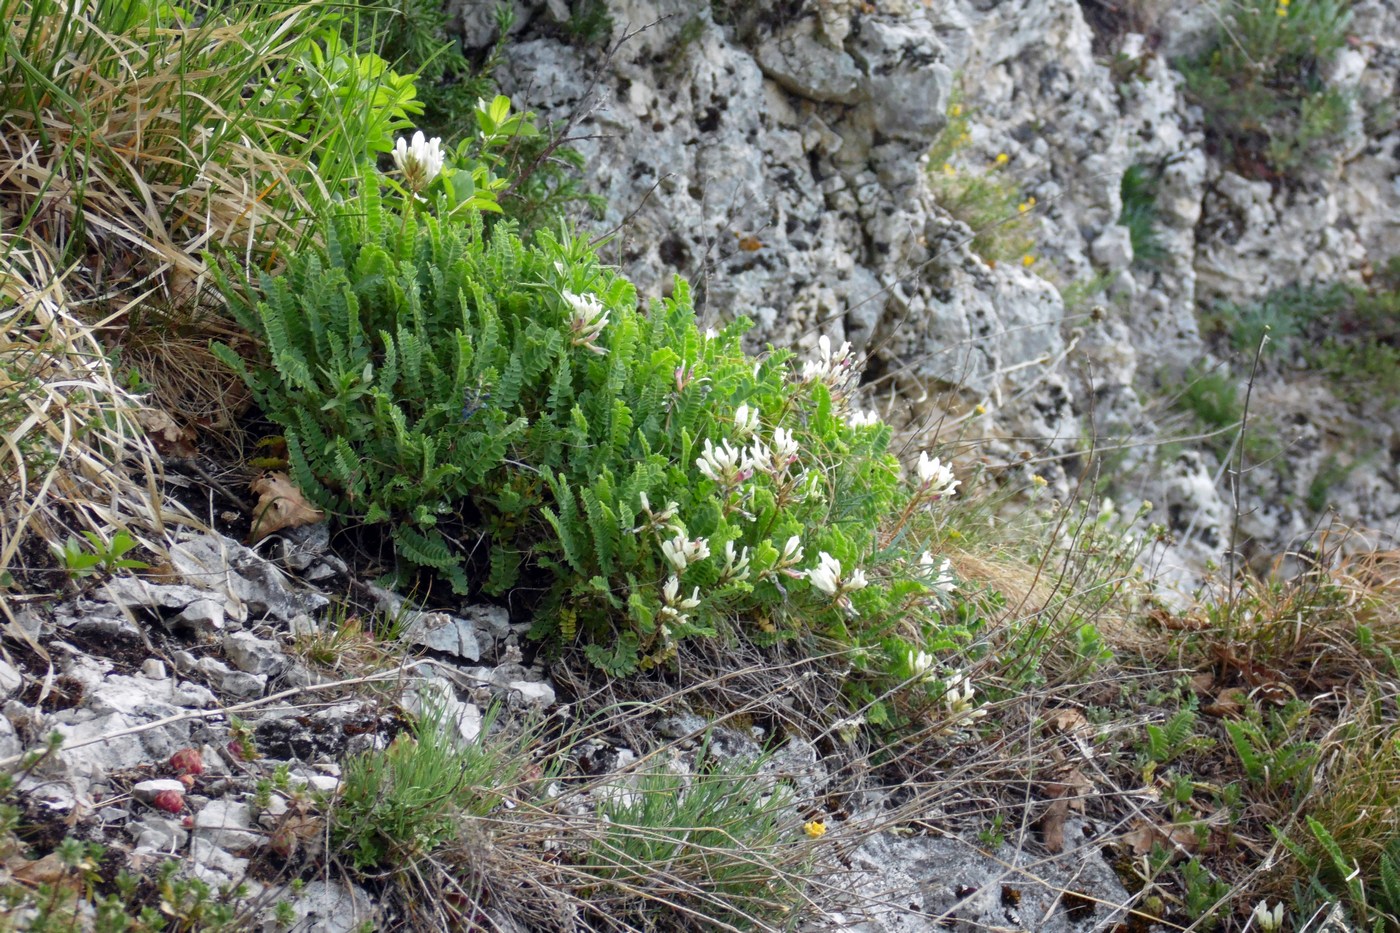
[55,530,149,579]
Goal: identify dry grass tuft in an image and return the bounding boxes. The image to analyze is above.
[0,241,192,641]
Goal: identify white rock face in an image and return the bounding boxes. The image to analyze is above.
[480,0,1400,581]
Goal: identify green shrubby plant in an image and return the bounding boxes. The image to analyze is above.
[1179,0,1353,178]
[216,137,971,678]
[1203,276,1400,408]
[926,92,1037,264]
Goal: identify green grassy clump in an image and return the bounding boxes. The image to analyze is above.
[1178,0,1353,178]
[1203,273,1400,408]
[1119,163,1166,267]
[580,749,812,926]
[926,93,1036,264]
[333,700,533,872]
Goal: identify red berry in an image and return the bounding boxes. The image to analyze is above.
[152,790,184,814]
[169,748,204,776]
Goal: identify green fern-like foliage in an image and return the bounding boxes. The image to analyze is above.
[216,178,965,676]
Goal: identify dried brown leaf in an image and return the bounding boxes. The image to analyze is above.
[248,472,323,544]
[135,407,197,458]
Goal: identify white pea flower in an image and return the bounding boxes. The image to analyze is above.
[801,334,855,386]
[807,551,870,614]
[943,671,985,722]
[661,575,701,610]
[915,452,960,498]
[847,408,880,428]
[919,551,957,595]
[703,327,718,341]
[661,532,710,572]
[696,437,754,486]
[719,541,752,582]
[908,649,935,680]
[807,552,843,596]
[564,290,609,354]
[634,492,678,532]
[1251,902,1284,932]
[751,427,800,479]
[777,535,805,571]
[733,404,761,440]
[658,575,702,628]
[771,427,799,465]
[391,130,444,193]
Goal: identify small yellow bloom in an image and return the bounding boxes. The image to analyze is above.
[1031,474,1048,487]
[949,104,962,117]
[942,162,956,176]
[1276,6,1287,14]
[803,820,827,839]
[974,404,987,415]
[1021,254,1037,267]
[995,153,1010,166]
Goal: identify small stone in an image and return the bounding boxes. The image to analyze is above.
[507,681,555,708]
[400,611,482,661]
[174,599,225,635]
[131,816,187,851]
[224,631,286,676]
[172,681,217,708]
[0,660,21,697]
[219,671,267,698]
[132,779,187,802]
[140,659,168,680]
[193,799,260,853]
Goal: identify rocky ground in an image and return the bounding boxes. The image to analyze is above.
[4,0,1399,930]
[471,0,1400,592]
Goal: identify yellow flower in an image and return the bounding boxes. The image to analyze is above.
[803,820,827,839]
[949,104,962,117]
[994,153,1010,166]
[1021,254,1037,267]
[1031,474,1048,487]
[974,404,986,415]
[1276,5,1287,14]
[942,162,956,176]
[1018,196,1037,213]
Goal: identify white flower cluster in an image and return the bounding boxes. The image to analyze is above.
[695,437,755,487]
[915,452,960,499]
[633,492,678,533]
[750,426,799,479]
[719,541,751,582]
[919,551,957,595]
[661,531,711,572]
[846,408,880,428]
[806,551,868,615]
[732,404,761,439]
[800,334,857,399]
[392,130,444,194]
[774,535,805,577]
[943,671,985,723]
[1251,902,1284,932]
[908,649,936,681]
[658,575,701,630]
[564,290,609,355]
